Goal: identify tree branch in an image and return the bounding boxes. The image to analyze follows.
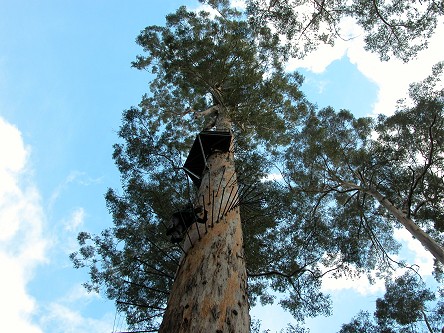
[422,309,434,333]
[121,278,169,295]
[194,104,220,118]
[371,0,402,44]
[404,114,437,217]
[116,300,166,311]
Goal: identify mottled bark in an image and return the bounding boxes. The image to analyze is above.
[158,131,250,333]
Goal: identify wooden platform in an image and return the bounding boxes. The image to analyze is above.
[183,131,232,187]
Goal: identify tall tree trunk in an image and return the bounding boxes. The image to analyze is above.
[158,128,250,332]
[343,181,444,266]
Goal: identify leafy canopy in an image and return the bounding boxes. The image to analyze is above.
[282,63,444,273]
[340,272,443,333]
[132,5,304,151]
[201,0,444,61]
[70,6,338,331]
[70,2,444,330]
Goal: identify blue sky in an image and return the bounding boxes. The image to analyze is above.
[0,1,442,332]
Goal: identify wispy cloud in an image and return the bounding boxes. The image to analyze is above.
[61,207,87,255]
[64,207,85,233]
[37,284,113,333]
[0,117,112,333]
[39,303,113,333]
[48,171,102,212]
[0,116,47,333]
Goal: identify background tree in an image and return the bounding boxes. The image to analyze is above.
[282,63,444,271]
[283,107,402,273]
[339,271,444,333]
[201,0,444,61]
[338,311,379,333]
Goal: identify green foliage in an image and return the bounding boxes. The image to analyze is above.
[283,64,444,274]
[284,107,401,273]
[251,320,310,333]
[71,5,335,331]
[70,2,444,331]
[280,323,311,333]
[132,5,305,151]
[339,311,379,333]
[375,272,435,327]
[339,272,443,333]
[374,97,444,232]
[200,0,443,61]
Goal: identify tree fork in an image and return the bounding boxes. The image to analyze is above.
[158,135,250,333]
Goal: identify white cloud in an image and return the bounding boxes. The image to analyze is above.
[317,213,437,296]
[394,228,435,276]
[64,207,85,232]
[193,3,220,18]
[0,116,47,333]
[39,303,113,333]
[288,17,444,116]
[321,269,386,296]
[34,282,114,333]
[0,117,112,333]
[0,252,43,333]
[231,0,247,10]
[347,22,444,116]
[319,227,436,296]
[286,17,359,74]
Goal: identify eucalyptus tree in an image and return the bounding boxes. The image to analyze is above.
[201,0,444,62]
[339,272,444,333]
[70,6,337,332]
[282,64,444,271]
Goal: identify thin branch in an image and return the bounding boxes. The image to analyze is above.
[404,114,437,218]
[247,268,305,279]
[116,328,159,333]
[121,278,169,295]
[194,104,220,118]
[247,257,334,280]
[298,0,327,41]
[422,309,434,333]
[371,0,402,43]
[116,300,166,311]
[133,257,175,280]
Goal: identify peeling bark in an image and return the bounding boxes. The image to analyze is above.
[158,134,250,333]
